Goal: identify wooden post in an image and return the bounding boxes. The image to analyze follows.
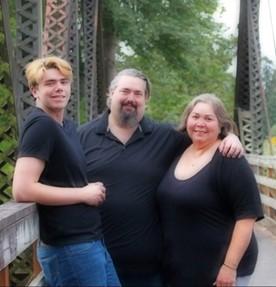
[0,266,9,287]
[32,241,41,277]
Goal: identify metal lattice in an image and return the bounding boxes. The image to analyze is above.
[1,1,44,196]
[238,109,253,152]
[67,0,80,123]
[14,0,43,132]
[0,123,17,204]
[0,2,41,284]
[43,0,70,57]
[0,1,24,205]
[235,0,265,154]
[43,0,80,123]
[96,0,107,113]
[9,246,33,287]
[82,0,99,120]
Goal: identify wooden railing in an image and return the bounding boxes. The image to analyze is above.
[0,201,42,287]
[0,154,276,286]
[247,154,276,224]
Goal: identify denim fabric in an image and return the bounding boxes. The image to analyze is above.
[37,240,121,287]
[118,271,165,287]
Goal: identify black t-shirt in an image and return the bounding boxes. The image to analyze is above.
[157,150,264,287]
[18,107,102,245]
[78,112,189,275]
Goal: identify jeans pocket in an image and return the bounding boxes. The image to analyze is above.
[66,241,98,256]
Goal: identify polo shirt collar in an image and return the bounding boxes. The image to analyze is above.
[95,110,154,135]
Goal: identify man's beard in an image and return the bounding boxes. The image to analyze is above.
[119,108,139,128]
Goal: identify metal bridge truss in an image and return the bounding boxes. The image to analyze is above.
[82,0,99,119]
[2,0,103,134]
[43,0,80,122]
[3,0,266,152]
[235,0,266,154]
[4,0,43,132]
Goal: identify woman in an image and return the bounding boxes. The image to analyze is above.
[157,94,263,287]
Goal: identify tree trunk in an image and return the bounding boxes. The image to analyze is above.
[103,29,117,89]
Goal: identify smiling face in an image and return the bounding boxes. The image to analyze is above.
[186,102,220,146]
[108,75,148,127]
[31,68,71,115]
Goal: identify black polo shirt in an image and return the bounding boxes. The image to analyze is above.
[78,112,189,275]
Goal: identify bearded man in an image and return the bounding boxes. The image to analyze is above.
[78,68,243,287]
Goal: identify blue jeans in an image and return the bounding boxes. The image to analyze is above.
[37,239,121,287]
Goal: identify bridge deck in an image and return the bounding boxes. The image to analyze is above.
[250,222,276,286]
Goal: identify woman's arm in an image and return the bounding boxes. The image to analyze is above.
[214,218,255,287]
[12,157,106,206]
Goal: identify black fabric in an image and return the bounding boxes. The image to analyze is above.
[157,150,264,287]
[78,112,189,275]
[18,107,102,245]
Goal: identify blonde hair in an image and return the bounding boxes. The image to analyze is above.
[25,56,73,88]
[178,93,237,139]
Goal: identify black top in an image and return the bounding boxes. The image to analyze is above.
[18,107,102,245]
[157,150,264,287]
[78,112,189,275]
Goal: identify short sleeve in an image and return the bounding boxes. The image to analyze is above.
[18,116,56,162]
[220,156,264,221]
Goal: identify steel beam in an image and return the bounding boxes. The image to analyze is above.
[43,0,80,123]
[82,0,99,120]
[235,0,265,154]
[14,0,43,132]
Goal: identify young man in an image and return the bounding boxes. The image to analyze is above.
[79,68,243,287]
[12,56,120,287]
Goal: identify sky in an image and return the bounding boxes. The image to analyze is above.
[215,0,276,63]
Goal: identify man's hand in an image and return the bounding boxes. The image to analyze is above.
[218,133,244,158]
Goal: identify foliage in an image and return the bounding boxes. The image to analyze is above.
[270,125,276,137]
[262,57,276,128]
[103,0,236,123]
[0,3,17,202]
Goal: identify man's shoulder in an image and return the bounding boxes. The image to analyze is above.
[22,108,56,131]
[142,117,187,152]
[142,116,178,134]
[78,114,105,135]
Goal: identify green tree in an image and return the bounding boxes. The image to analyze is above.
[103,0,236,123]
[262,56,276,127]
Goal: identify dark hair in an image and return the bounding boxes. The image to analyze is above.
[108,68,151,98]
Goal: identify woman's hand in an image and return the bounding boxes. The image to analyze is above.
[215,219,255,286]
[219,133,244,158]
[214,264,237,287]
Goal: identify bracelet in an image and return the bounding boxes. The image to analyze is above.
[223,263,237,271]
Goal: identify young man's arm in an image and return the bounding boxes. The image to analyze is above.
[12,157,106,206]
